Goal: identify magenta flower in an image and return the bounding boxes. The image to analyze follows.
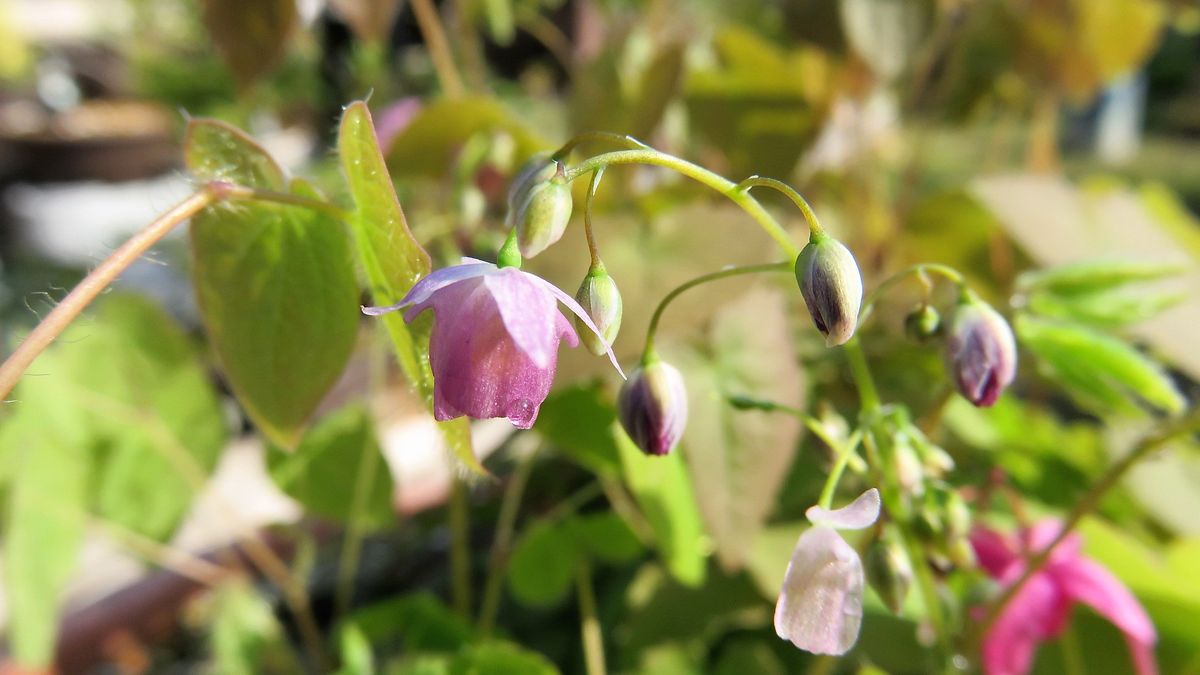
[364,258,622,429]
[971,520,1157,675]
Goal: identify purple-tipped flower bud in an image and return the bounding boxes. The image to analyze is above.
[506,153,556,212]
[509,159,572,258]
[574,264,623,356]
[617,359,688,456]
[904,303,941,342]
[865,530,914,615]
[795,233,863,346]
[944,296,1016,407]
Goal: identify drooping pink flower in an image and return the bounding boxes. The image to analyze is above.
[363,258,622,429]
[971,520,1157,675]
[775,488,881,655]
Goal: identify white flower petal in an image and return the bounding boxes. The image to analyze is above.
[805,488,880,531]
[774,526,865,655]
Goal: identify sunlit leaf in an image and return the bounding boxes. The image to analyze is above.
[2,350,90,667]
[384,96,547,176]
[71,295,226,541]
[209,581,302,675]
[337,622,376,675]
[1016,315,1185,415]
[615,424,707,586]
[267,405,395,527]
[200,0,297,90]
[674,287,803,571]
[339,101,485,475]
[1017,260,1183,296]
[186,120,359,449]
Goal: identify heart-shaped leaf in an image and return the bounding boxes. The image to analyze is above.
[186,119,360,449]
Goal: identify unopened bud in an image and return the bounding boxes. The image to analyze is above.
[941,490,971,540]
[617,358,688,456]
[510,160,572,258]
[944,295,1016,407]
[912,505,943,544]
[945,535,976,570]
[892,433,925,499]
[921,444,955,477]
[904,303,941,342]
[574,264,623,356]
[506,153,556,212]
[794,233,864,346]
[865,531,913,614]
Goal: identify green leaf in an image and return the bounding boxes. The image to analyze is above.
[535,384,621,477]
[186,119,359,449]
[345,592,474,653]
[674,287,803,571]
[338,101,485,476]
[449,642,559,675]
[200,0,297,89]
[506,520,579,607]
[568,512,643,564]
[337,622,376,675]
[384,96,547,177]
[1017,260,1183,296]
[1026,287,1183,328]
[209,581,302,675]
[267,405,395,527]
[70,294,227,541]
[387,655,452,675]
[615,424,707,586]
[1016,315,1185,415]
[2,350,91,667]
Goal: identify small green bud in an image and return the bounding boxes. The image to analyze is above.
[508,158,573,258]
[892,433,925,499]
[904,303,941,342]
[865,531,914,614]
[945,535,976,570]
[574,264,623,356]
[921,444,955,477]
[912,505,943,544]
[941,490,971,539]
[795,233,864,346]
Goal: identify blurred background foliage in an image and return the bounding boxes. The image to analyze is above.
[0,0,1199,673]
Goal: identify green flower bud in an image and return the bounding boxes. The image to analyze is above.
[506,153,556,213]
[912,504,943,544]
[941,490,971,540]
[574,264,623,356]
[794,233,864,346]
[508,157,573,258]
[865,531,914,614]
[892,432,925,499]
[904,303,941,342]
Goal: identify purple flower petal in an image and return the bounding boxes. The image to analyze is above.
[362,260,492,316]
[774,526,864,655]
[805,488,880,531]
[485,268,559,369]
[970,527,1019,578]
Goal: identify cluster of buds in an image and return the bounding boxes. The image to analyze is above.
[911,482,975,573]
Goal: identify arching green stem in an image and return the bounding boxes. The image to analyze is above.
[734,175,825,239]
[564,150,801,259]
[584,167,606,268]
[552,131,651,161]
[859,263,966,326]
[641,262,791,362]
[816,430,864,510]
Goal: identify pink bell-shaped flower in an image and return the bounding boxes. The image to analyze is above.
[364,258,622,429]
[775,488,881,655]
